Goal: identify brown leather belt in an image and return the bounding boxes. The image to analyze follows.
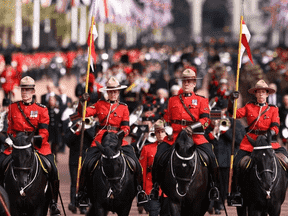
[249,130,267,135]
[101,125,120,131]
[171,119,194,126]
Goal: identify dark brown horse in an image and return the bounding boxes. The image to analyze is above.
[159,130,210,216]
[237,135,288,216]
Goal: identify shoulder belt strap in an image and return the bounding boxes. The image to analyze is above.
[247,105,270,130]
[17,101,36,131]
[100,102,120,125]
[179,94,196,122]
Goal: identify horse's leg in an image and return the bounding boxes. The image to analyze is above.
[237,206,247,216]
[169,201,181,216]
[117,204,133,216]
[268,204,281,216]
[247,205,262,216]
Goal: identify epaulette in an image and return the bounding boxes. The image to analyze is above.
[89,105,95,108]
[268,104,277,108]
[119,102,127,106]
[195,93,206,98]
[36,103,46,108]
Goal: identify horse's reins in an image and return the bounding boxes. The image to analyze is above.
[170,149,197,197]
[253,145,278,199]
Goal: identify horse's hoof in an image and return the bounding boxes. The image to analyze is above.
[68,203,77,214]
[80,207,87,215]
[214,209,221,214]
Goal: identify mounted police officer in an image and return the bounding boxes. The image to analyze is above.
[151,68,220,201]
[77,76,149,207]
[0,76,61,216]
[227,79,288,206]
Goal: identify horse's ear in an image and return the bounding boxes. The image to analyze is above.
[117,130,125,141]
[28,132,35,143]
[96,141,104,151]
[8,134,15,142]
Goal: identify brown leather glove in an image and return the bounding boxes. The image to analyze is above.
[184,126,193,137]
[80,93,90,102]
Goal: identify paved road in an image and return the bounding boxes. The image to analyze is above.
[57,147,288,216]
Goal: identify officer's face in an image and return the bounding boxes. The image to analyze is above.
[107,90,120,101]
[255,89,269,103]
[182,79,196,93]
[155,129,166,142]
[21,88,35,102]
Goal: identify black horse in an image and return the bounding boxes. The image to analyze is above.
[237,135,288,216]
[159,130,210,216]
[4,133,50,216]
[86,132,137,216]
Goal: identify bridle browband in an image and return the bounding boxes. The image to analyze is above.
[12,143,32,149]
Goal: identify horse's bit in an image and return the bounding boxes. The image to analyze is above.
[254,145,277,199]
[11,143,48,197]
[171,149,197,197]
[101,151,126,198]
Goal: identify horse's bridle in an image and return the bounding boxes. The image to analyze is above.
[171,148,197,197]
[101,151,126,181]
[11,143,48,197]
[253,145,277,199]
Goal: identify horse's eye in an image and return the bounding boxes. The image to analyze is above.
[263,153,266,156]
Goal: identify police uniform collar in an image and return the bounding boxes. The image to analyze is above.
[182,93,192,97]
[22,101,34,106]
[256,102,266,107]
[108,100,117,104]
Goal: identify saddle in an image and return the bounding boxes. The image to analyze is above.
[2,155,12,174]
[37,153,52,174]
[196,149,209,167]
[276,153,288,171]
[238,155,252,171]
[123,154,136,173]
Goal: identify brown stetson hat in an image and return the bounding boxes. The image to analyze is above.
[248,79,275,94]
[19,76,35,88]
[179,69,202,80]
[154,119,165,131]
[99,76,127,92]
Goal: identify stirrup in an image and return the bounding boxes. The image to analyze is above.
[136,185,149,206]
[208,186,220,201]
[227,193,243,207]
[50,202,61,216]
[76,193,89,208]
[149,183,159,200]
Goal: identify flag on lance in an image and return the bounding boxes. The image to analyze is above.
[239,20,254,67]
[86,0,99,72]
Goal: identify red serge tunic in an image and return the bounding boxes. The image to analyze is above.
[163,93,211,145]
[235,102,281,152]
[78,100,130,146]
[139,141,166,197]
[5,101,51,155]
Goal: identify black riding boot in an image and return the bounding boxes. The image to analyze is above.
[208,167,220,201]
[150,160,161,200]
[76,164,90,208]
[136,172,149,206]
[50,180,61,216]
[227,168,243,206]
